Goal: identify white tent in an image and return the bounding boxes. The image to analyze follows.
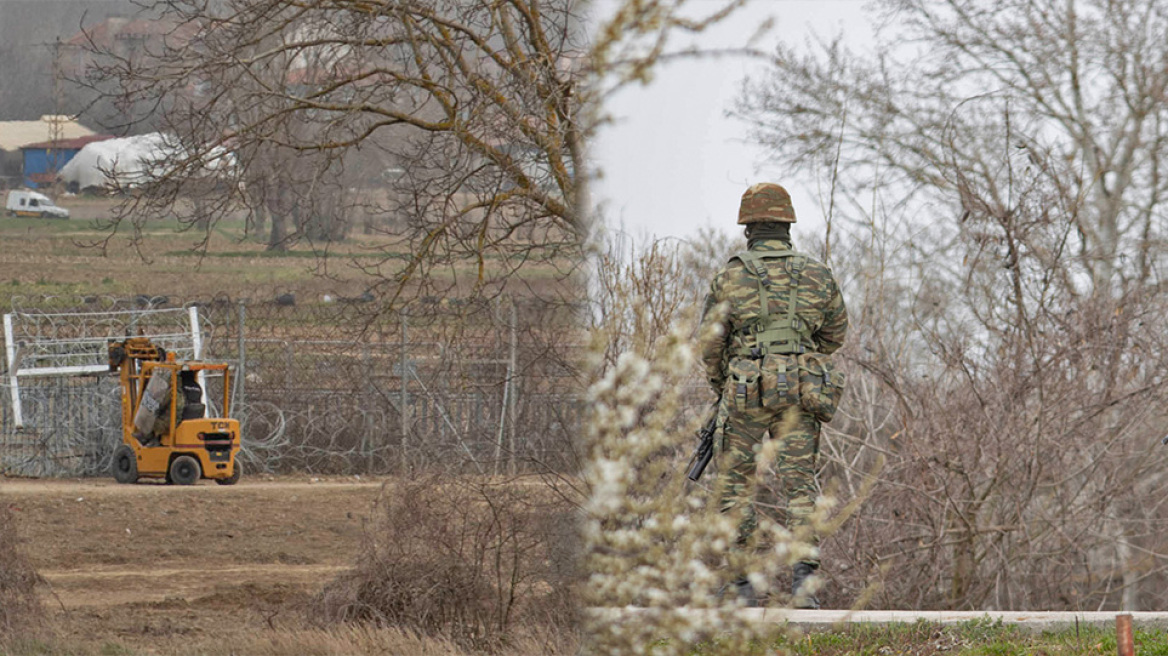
[58,133,233,190]
[57,133,167,189]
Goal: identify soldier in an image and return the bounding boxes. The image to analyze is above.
[699,183,848,609]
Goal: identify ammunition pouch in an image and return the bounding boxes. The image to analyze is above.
[797,353,845,422]
[760,353,800,411]
[727,358,761,411]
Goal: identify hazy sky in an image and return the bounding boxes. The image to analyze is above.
[593,0,874,243]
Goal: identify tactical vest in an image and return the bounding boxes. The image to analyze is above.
[731,249,816,358]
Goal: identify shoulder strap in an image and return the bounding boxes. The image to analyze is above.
[733,249,795,328]
[730,250,810,355]
[784,255,806,330]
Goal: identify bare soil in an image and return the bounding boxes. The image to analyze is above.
[0,475,385,654]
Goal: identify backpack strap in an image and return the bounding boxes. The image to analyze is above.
[731,250,811,357]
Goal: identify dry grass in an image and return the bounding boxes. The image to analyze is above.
[0,624,575,656]
[0,506,41,641]
[206,625,574,656]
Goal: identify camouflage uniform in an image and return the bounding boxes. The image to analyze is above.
[698,184,848,570]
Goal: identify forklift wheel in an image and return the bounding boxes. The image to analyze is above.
[216,460,242,486]
[112,445,137,484]
[168,455,201,485]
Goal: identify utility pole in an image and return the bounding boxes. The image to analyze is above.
[34,37,68,186]
[48,38,64,176]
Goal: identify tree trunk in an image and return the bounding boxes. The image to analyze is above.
[267,207,287,251]
[253,202,269,240]
[949,507,977,609]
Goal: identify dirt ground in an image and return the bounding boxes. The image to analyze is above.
[0,475,386,654]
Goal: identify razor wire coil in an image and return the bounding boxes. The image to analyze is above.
[2,294,584,477]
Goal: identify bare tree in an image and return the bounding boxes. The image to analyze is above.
[737,0,1168,611]
[738,0,1168,299]
[77,0,744,304]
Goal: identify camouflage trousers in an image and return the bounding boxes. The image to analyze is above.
[718,403,820,564]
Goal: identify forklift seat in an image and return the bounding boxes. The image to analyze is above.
[179,371,205,420]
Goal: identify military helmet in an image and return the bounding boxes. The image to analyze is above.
[738,183,796,224]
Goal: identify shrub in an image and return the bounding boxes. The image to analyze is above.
[315,475,578,653]
[0,506,41,639]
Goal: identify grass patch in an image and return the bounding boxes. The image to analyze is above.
[764,619,1168,656]
[0,217,78,233]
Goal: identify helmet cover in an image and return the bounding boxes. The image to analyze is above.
[738,183,796,224]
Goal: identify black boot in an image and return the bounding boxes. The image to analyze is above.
[733,576,761,608]
[791,562,821,610]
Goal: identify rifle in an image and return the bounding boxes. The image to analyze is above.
[686,399,721,482]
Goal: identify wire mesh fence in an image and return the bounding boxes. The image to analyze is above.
[1,294,586,477]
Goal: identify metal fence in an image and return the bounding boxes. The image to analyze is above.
[1,295,586,477]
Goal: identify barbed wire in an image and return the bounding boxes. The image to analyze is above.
[2,294,584,477]
[5,304,208,373]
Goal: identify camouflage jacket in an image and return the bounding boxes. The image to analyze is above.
[699,238,848,393]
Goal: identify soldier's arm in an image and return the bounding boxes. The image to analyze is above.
[815,277,848,355]
[698,275,731,394]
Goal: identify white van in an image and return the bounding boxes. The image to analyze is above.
[5,190,69,219]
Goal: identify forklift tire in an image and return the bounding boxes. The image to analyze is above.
[215,460,242,486]
[112,445,138,484]
[168,455,201,485]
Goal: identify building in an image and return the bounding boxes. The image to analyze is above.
[60,17,195,83]
[20,135,115,188]
[0,116,99,190]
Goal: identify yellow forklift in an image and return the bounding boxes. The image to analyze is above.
[107,337,242,485]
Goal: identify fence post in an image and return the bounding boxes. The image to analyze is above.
[494,366,509,476]
[1117,614,1134,656]
[3,313,23,429]
[361,343,373,473]
[494,298,514,476]
[189,306,208,413]
[507,298,518,474]
[400,312,409,472]
[284,341,293,387]
[236,301,246,420]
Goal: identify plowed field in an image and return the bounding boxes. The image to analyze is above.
[0,476,385,654]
